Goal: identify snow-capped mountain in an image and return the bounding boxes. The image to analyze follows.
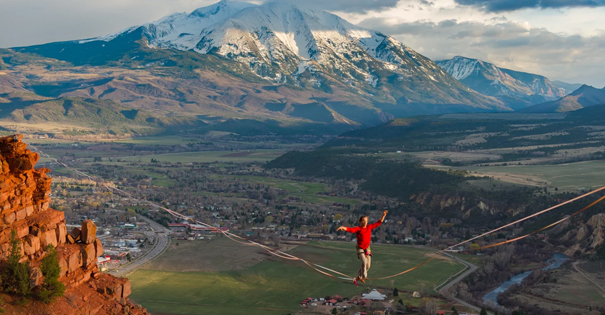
[437,56,566,109]
[85,0,460,87]
[8,1,508,130]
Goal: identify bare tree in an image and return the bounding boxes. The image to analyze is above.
[419,282,431,297]
[420,298,439,315]
[493,246,514,270]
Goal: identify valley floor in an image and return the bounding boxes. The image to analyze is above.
[128,239,465,315]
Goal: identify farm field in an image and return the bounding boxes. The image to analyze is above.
[456,160,605,191]
[129,239,465,315]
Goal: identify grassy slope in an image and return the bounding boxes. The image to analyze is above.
[129,240,464,315]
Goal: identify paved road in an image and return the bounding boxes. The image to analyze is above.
[432,251,494,315]
[435,252,477,293]
[110,215,170,277]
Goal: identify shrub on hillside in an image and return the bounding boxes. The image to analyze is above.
[38,245,65,303]
[1,230,31,297]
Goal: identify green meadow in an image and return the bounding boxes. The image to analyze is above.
[129,240,464,315]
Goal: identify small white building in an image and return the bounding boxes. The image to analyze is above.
[362,289,386,301]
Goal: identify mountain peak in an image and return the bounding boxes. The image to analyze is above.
[190,0,255,18]
[571,84,598,95]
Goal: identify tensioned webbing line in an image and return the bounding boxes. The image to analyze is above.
[28,142,605,282]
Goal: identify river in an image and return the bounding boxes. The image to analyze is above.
[482,253,568,306]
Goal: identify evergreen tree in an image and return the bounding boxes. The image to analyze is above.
[2,230,30,297]
[452,306,459,315]
[38,245,65,303]
[393,287,399,296]
[480,307,488,315]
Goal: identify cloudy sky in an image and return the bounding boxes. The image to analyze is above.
[1,0,604,86]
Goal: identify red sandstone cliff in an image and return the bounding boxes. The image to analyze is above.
[0,135,148,314]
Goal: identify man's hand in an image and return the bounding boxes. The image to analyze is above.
[336,226,347,232]
[380,210,388,221]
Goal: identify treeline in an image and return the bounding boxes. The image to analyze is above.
[324,110,605,153]
[266,150,467,199]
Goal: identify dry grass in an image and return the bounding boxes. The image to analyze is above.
[524,267,605,311]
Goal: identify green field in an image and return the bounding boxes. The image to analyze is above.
[461,160,605,191]
[129,240,464,315]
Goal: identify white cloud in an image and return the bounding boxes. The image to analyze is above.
[358,17,605,86]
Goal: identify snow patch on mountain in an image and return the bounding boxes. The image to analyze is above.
[439,56,478,80]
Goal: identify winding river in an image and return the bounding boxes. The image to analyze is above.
[482,253,568,306]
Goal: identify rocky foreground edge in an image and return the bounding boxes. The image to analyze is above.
[0,134,148,314]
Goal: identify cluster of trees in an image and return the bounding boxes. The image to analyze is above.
[266,150,468,199]
[1,230,64,303]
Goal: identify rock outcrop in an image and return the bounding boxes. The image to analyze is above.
[0,135,148,314]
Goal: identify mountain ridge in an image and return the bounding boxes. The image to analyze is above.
[436,56,565,110]
[522,84,605,113]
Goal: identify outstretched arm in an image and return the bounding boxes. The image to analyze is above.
[337,226,360,233]
[379,210,388,222]
[369,211,389,230]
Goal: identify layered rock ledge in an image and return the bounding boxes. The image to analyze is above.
[0,135,148,314]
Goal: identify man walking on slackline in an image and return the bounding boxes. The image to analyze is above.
[337,210,388,284]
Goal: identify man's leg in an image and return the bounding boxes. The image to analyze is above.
[364,254,371,279]
[356,250,368,282]
[358,252,369,279]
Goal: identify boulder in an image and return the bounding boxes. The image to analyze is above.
[81,242,96,267]
[107,283,123,299]
[23,234,40,256]
[68,248,82,274]
[55,224,67,245]
[29,267,44,289]
[93,238,103,257]
[40,228,57,249]
[15,207,28,220]
[3,212,15,225]
[69,227,81,242]
[122,280,132,298]
[81,220,97,244]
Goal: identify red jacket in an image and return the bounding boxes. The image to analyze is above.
[345,220,382,250]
